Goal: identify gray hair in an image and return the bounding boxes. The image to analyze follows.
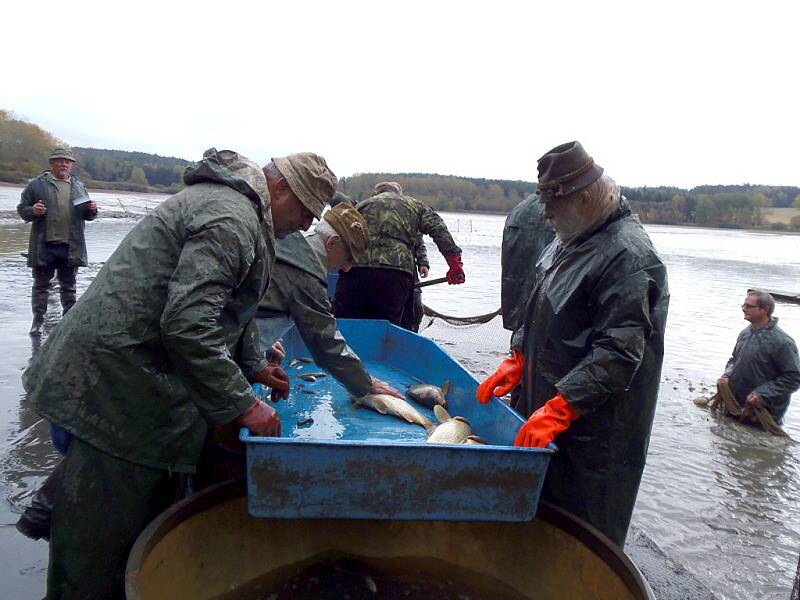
[585,175,620,219]
[314,219,338,242]
[262,160,280,180]
[747,289,775,316]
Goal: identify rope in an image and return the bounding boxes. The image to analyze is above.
[694,383,794,440]
[421,303,501,326]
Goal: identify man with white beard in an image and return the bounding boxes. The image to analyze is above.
[479,141,669,547]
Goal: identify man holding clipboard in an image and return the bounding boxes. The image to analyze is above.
[17,145,97,335]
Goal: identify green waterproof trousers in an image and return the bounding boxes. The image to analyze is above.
[48,438,185,599]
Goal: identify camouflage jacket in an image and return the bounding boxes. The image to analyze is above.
[354,192,460,275]
[256,232,373,396]
[23,149,275,472]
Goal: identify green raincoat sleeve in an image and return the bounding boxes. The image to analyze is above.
[160,213,261,425]
[286,269,373,397]
[556,266,658,414]
[235,319,269,382]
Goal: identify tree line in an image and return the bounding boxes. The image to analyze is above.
[624,185,800,229]
[340,173,537,213]
[2,108,799,228]
[0,110,190,193]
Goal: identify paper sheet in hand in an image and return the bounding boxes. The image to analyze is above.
[72,196,91,206]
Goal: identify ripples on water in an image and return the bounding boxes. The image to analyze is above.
[0,188,798,599]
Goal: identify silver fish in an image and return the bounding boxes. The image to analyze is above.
[299,372,327,382]
[427,405,479,444]
[352,393,433,429]
[407,380,451,409]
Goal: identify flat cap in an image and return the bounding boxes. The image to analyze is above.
[373,181,403,195]
[323,201,369,259]
[49,146,76,162]
[272,152,337,219]
[537,141,603,202]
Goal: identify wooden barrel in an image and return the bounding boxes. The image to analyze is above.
[126,479,653,600]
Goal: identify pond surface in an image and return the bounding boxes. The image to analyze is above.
[0,186,798,598]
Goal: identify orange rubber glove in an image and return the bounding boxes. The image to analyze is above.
[476,350,524,404]
[514,393,578,448]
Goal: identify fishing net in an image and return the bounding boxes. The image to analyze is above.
[417,304,510,378]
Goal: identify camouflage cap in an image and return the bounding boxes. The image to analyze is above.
[272,152,337,219]
[49,146,76,162]
[323,202,369,259]
[373,181,403,195]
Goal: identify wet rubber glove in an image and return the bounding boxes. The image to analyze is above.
[476,351,524,403]
[254,365,291,402]
[514,393,578,448]
[445,254,465,284]
[236,399,282,437]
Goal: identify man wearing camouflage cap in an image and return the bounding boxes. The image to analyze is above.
[334,181,465,328]
[21,148,337,598]
[17,145,98,335]
[254,201,403,399]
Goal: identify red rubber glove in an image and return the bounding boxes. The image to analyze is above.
[254,365,290,402]
[445,254,465,284]
[514,393,578,448]
[236,400,282,437]
[476,351,524,404]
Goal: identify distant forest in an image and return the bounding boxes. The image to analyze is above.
[343,174,800,230]
[2,109,799,229]
[0,110,190,193]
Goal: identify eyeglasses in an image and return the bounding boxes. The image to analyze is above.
[741,303,761,309]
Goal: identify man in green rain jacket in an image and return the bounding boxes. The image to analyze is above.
[485,142,669,547]
[22,148,337,598]
[256,202,402,398]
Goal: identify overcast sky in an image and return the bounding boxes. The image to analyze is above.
[3,1,798,189]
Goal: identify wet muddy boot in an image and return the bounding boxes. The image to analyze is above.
[30,275,50,335]
[29,314,44,336]
[15,460,64,541]
[59,273,77,315]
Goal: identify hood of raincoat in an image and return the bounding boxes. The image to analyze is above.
[184,148,269,217]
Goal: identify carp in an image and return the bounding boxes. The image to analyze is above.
[407,380,451,409]
[427,405,485,444]
[351,393,433,429]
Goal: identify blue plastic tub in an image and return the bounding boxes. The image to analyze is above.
[241,318,554,522]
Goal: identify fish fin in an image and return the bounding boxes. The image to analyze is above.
[465,435,488,445]
[441,380,451,398]
[434,404,451,423]
[421,417,434,431]
[371,397,389,414]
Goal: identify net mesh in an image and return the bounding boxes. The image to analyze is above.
[416,304,510,379]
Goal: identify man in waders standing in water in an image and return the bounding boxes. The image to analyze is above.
[696,290,800,433]
[16,145,97,335]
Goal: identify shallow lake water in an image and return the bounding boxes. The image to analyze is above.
[0,184,798,598]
